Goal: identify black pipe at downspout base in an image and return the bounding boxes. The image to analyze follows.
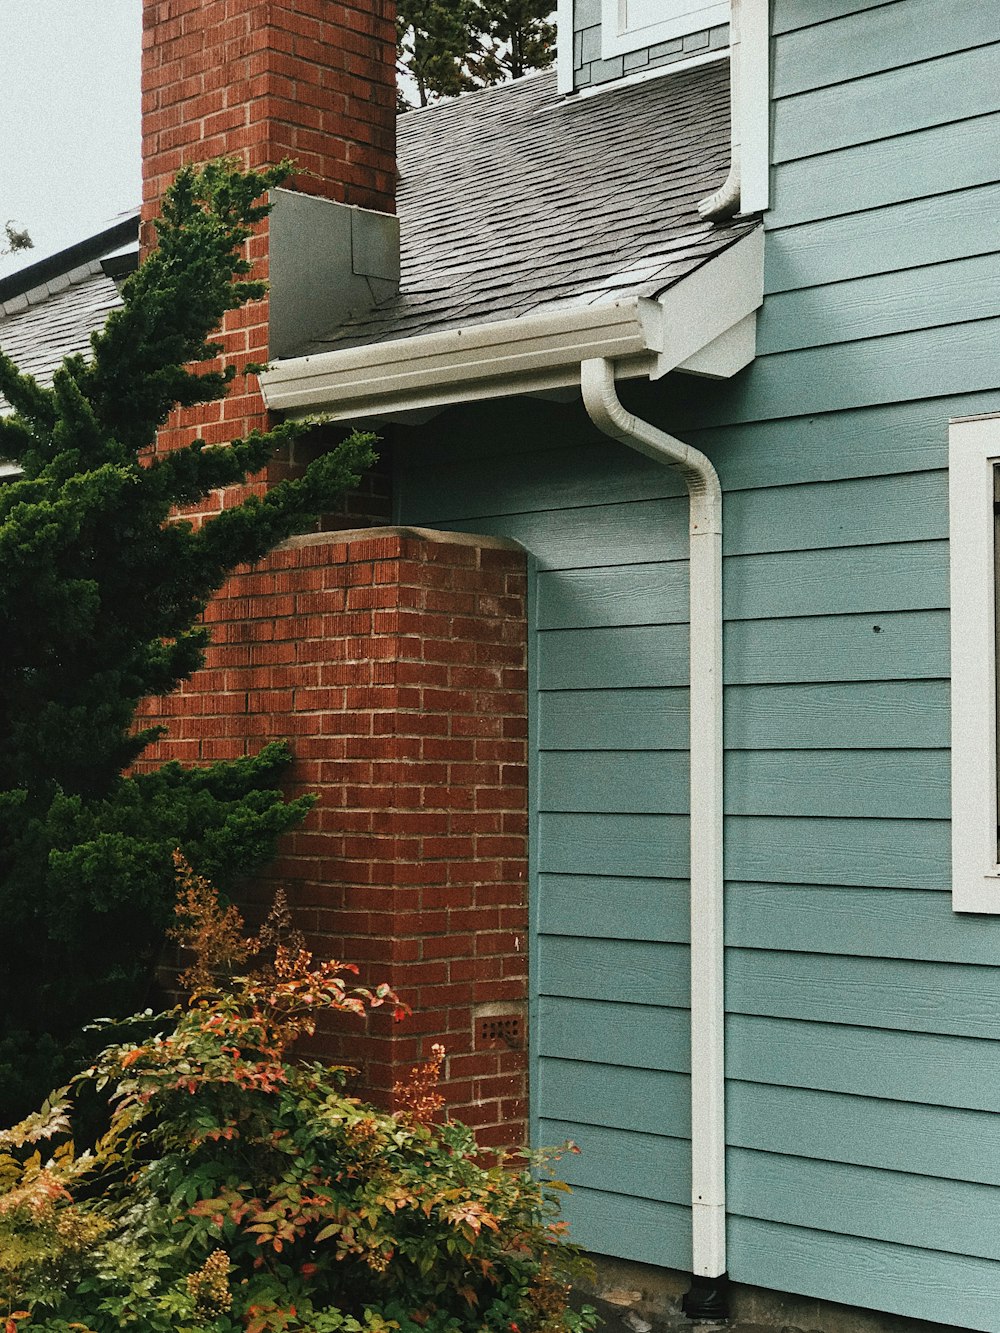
[682,1273,730,1322]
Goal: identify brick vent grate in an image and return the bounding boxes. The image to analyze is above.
[478,1015,523,1049]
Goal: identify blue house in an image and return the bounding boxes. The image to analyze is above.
[261,2,1000,1327]
[4,1,1000,1328]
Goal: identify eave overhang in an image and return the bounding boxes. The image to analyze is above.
[259,227,763,422]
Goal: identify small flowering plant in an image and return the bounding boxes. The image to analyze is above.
[0,860,596,1333]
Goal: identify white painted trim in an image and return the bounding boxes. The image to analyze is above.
[676,311,756,378]
[581,357,726,1280]
[697,0,741,220]
[557,0,575,94]
[950,413,1000,913]
[259,230,763,422]
[738,0,770,213]
[698,0,769,220]
[600,0,729,59]
[654,226,763,379]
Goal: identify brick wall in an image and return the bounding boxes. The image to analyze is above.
[137,527,529,1152]
[141,0,396,498]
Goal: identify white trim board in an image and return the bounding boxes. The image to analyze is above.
[950,413,1000,913]
[738,0,770,214]
[556,0,574,94]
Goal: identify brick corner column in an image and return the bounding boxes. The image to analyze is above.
[138,525,530,1151]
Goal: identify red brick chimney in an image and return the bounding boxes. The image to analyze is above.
[141,0,397,460]
[136,0,530,1151]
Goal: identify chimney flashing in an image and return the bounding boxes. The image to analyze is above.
[268,188,400,361]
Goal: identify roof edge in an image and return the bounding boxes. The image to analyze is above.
[260,296,663,421]
[0,212,139,305]
[259,228,764,423]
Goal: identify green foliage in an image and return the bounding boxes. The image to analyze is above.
[0,159,378,1121]
[2,221,32,256]
[397,1,555,108]
[472,1,557,83]
[397,0,478,107]
[0,870,595,1333]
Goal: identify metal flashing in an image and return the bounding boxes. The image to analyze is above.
[267,189,400,360]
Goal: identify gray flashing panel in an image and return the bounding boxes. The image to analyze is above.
[268,189,400,360]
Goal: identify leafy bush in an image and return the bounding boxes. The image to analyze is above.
[0,862,595,1333]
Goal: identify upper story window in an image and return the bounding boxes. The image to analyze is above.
[600,0,730,58]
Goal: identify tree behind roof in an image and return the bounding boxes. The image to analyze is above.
[2,221,32,255]
[397,0,556,108]
[0,160,376,1122]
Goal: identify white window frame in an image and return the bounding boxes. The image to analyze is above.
[600,0,730,59]
[949,413,1000,912]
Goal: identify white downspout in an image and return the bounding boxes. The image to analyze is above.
[581,357,726,1281]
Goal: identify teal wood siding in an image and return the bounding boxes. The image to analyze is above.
[396,1,1000,1326]
[397,405,703,1273]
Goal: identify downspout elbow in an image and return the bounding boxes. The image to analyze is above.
[698,163,741,222]
[698,0,743,222]
[581,357,722,526]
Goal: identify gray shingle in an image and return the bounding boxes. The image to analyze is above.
[303,60,755,356]
[1,60,755,398]
[0,270,124,412]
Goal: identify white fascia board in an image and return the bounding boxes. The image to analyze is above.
[259,229,763,422]
[660,229,763,377]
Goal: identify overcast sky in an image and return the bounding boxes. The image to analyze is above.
[1,0,141,280]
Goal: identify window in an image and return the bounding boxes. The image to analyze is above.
[949,413,1000,912]
[600,0,729,58]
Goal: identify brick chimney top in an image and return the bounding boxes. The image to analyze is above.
[140,0,398,463]
[142,0,397,229]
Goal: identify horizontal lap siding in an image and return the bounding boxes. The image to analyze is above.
[399,418,703,1264]
[394,1,1000,1322]
[720,3,1000,1323]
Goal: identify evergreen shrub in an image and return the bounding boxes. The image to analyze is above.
[0,160,377,1118]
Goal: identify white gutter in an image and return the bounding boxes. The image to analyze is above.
[581,358,727,1282]
[259,231,764,422]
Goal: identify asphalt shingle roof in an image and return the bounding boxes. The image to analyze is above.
[0,59,754,391]
[0,266,124,401]
[304,58,757,355]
